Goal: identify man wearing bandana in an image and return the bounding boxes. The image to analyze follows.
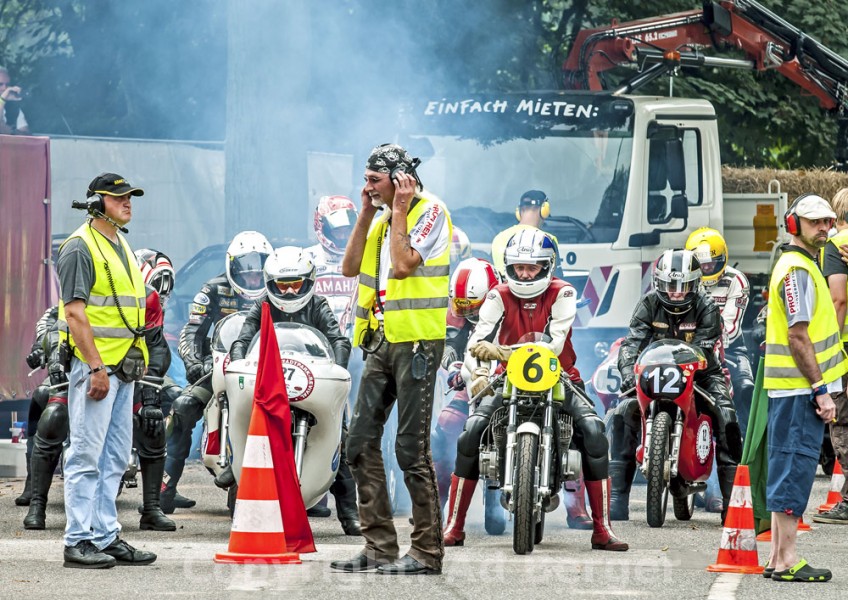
[330,144,452,575]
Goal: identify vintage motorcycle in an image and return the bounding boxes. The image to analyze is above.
[632,339,715,527]
[224,322,350,509]
[478,333,583,555]
[200,310,249,510]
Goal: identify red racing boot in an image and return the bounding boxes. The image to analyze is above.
[564,475,593,530]
[586,478,629,551]
[443,474,477,547]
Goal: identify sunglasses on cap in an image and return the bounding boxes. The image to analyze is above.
[274,277,306,294]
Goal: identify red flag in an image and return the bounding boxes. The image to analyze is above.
[253,302,316,553]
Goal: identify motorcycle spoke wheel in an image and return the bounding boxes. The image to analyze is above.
[646,411,671,528]
[513,433,539,555]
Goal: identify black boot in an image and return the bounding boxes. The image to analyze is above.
[15,447,33,506]
[213,465,235,490]
[609,460,636,521]
[139,457,176,531]
[24,444,60,530]
[717,465,738,526]
[331,473,361,536]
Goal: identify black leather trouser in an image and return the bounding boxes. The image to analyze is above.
[346,337,445,570]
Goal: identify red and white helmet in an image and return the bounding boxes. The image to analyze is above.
[449,258,499,323]
[134,249,175,301]
[314,195,358,256]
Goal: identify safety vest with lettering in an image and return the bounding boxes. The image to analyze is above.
[764,249,847,389]
[824,229,848,341]
[353,195,452,345]
[58,223,149,366]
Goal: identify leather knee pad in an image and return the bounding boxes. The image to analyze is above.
[35,402,68,448]
[575,416,609,480]
[170,390,206,432]
[159,383,183,418]
[453,414,488,479]
[134,423,167,460]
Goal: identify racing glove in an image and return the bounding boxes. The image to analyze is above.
[186,363,205,384]
[469,341,513,362]
[469,367,494,399]
[26,347,45,369]
[139,386,164,438]
[446,361,465,391]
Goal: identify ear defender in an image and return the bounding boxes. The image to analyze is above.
[515,196,551,221]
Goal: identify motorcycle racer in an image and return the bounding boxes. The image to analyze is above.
[442,230,628,551]
[229,246,359,535]
[161,231,272,513]
[607,249,742,523]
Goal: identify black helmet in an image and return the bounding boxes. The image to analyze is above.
[652,249,701,315]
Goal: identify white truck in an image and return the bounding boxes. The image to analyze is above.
[402,0,847,382]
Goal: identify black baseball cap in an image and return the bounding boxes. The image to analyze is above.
[519,190,547,207]
[87,173,145,198]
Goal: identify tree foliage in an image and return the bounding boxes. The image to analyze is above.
[4,0,848,167]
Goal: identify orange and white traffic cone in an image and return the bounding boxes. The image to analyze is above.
[817,459,844,514]
[214,405,301,565]
[707,465,764,574]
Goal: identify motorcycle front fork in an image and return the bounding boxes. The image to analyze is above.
[217,393,230,469]
[292,412,309,478]
[501,389,554,512]
[641,403,682,479]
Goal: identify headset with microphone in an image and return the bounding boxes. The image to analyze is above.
[71,194,129,233]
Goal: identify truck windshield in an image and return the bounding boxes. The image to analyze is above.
[404,93,634,246]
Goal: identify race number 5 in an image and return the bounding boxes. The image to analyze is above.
[506,344,561,392]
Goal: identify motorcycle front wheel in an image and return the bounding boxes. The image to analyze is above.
[646,411,671,528]
[513,433,539,555]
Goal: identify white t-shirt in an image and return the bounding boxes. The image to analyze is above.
[373,199,450,319]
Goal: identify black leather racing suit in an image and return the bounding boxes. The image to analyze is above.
[607,290,741,520]
[230,296,357,530]
[163,274,256,498]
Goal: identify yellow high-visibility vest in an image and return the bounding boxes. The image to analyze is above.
[823,229,848,341]
[58,222,149,366]
[353,194,452,345]
[764,248,847,389]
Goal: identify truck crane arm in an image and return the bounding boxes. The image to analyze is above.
[562,0,848,119]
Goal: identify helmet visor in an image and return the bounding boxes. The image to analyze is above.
[698,254,726,277]
[150,271,174,299]
[450,297,484,320]
[274,277,306,295]
[230,251,267,291]
[655,278,697,301]
[322,210,357,247]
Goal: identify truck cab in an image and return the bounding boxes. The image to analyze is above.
[403,91,765,379]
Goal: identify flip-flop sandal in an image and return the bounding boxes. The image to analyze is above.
[763,560,774,579]
[772,558,832,582]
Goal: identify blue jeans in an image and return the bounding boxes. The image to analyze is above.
[63,358,134,548]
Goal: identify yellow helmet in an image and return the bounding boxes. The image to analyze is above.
[685,227,728,286]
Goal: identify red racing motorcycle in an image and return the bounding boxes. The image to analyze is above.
[633,339,715,528]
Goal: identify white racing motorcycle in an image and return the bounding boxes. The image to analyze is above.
[224,321,350,509]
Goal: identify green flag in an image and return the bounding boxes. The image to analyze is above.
[741,356,770,533]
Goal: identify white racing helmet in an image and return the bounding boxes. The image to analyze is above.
[134,248,175,302]
[264,246,317,313]
[503,229,557,299]
[653,249,702,315]
[226,231,272,301]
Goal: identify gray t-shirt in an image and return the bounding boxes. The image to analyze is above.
[56,232,131,305]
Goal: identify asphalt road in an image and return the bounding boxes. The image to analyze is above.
[0,463,846,599]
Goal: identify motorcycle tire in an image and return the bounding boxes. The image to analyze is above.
[672,493,695,521]
[513,432,539,555]
[484,486,507,535]
[646,411,671,528]
[534,508,545,545]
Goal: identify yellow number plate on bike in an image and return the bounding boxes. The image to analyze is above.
[506,344,561,391]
